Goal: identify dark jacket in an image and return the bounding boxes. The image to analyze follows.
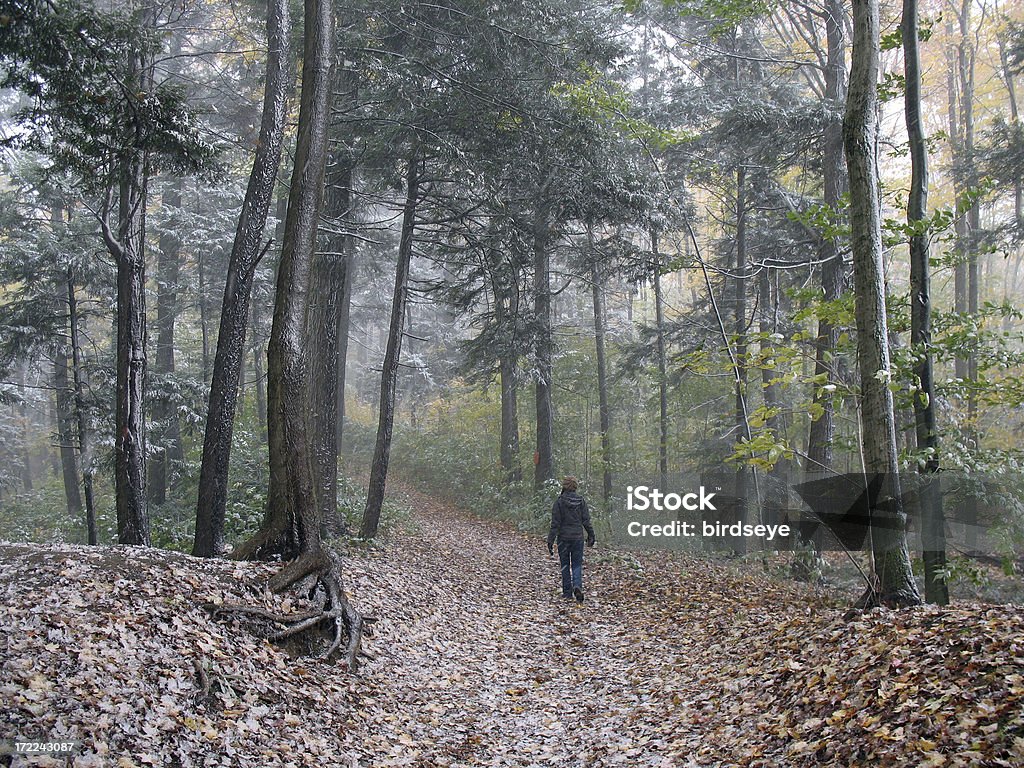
[547,491,595,546]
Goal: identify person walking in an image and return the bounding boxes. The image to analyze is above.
[547,476,595,603]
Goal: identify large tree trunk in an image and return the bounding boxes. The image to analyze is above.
[68,271,98,544]
[903,0,948,605]
[212,7,364,658]
[113,167,149,545]
[360,152,419,539]
[148,180,184,506]
[651,229,668,490]
[113,163,150,546]
[193,0,291,557]
[234,0,333,564]
[533,196,555,490]
[805,0,847,476]
[309,143,355,537]
[845,0,921,607]
[101,0,158,546]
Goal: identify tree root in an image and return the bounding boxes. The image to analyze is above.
[848,582,923,614]
[209,547,371,669]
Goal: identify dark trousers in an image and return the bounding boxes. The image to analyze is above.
[558,539,585,597]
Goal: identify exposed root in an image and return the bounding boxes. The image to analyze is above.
[211,547,370,669]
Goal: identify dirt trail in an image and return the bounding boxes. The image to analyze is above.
[340,487,708,767]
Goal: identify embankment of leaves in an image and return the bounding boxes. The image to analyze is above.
[627,559,1024,767]
[0,541,368,767]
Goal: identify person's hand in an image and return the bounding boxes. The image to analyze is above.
[587,537,595,548]
[547,543,554,556]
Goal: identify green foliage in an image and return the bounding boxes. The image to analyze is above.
[882,181,995,252]
[785,198,849,242]
[877,72,906,103]
[880,18,933,52]
[726,425,793,472]
[552,66,695,150]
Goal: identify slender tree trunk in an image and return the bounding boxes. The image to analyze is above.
[235,0,334,564]
[903,0,948,605]
[16,365,33,491]
[651,229,668,490]
[806,0,847,476]
[148,180,184,506]
[499,352,520,483]
[734,166,749,552]
[54,347,82,517]
[947,2,979,549]
[845,0,921,606]
[68,272,98,544]
[493,247,521,484]
[947,16,969,382]
[957,0,980,447]
[533,196,555,490]
[47,205,82,516]
[759,267,787,526]
[335,211,355,459]
[193,0,291,557]
[591,243,613,510]
[360,152,419,538]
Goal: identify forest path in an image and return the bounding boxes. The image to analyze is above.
[340,485,721,767]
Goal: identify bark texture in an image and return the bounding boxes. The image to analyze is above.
[309,127,356,537]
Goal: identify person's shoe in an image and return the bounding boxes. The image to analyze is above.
[573,587,584,603]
